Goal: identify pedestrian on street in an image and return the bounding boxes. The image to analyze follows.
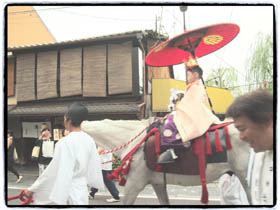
[34,128,55,176]
[23,102,104,205]
[89,146,120,203]
[7,129,23,183]
[226,89,273,205]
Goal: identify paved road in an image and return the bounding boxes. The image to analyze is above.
[6,164,222,206]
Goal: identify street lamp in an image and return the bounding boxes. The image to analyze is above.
[179,6,188,31]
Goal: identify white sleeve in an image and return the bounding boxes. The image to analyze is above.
[28,141,75,205]
[87,141,105,190]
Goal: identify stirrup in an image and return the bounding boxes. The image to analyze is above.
[157,149,178,164]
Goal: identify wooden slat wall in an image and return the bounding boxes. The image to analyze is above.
[148,66,170,80]
[60,47,82,97]
[83,45,106,97]
[8,58,15,97]
[60,48,82,97]
[16,53,36,101]
[108,41,132,95]
[37,51,58,100]
[146,39,171,80]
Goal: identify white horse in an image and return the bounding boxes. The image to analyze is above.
[81,119,251,205]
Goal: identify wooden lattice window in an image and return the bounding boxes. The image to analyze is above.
[16,53,36,101]
[37,51,58,100]
[108,41,132,95]
[60,48,82,97]
[83,45,106,97]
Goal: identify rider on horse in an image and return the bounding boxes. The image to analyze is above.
[158,56,220,163]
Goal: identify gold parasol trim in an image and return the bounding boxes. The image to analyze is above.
[203,35,223,45]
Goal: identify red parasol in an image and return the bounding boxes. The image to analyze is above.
[145,23,240,67]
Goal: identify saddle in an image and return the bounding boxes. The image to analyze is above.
[144,121,233,204]
[144,121,232,174]
[144,135,200,175]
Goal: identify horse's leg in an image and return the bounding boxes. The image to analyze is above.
[122,152,151,205]
[122,176,147,205]
[228,126,252,204]
[151,183,170,205]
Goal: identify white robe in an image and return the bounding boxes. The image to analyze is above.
[28,131,104,205]
[250,150,274,205]
[218,173,249,205]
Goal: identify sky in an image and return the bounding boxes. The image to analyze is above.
[32,5,274,84]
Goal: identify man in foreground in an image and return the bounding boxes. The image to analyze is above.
[23,102,104,205]
[226,89,274,205]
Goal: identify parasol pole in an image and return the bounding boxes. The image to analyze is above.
[201,77,216,115]
[188,47,216,115]
[179,6,188,31]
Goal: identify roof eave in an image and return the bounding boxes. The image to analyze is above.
[7,30,162,52]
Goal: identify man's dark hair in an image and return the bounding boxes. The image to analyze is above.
[65,102,88,127]
[226,89,273,125]
[187,66,203,78]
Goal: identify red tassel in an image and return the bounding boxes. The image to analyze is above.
[205,132,212,155]
[123,158,132,176]
[225,126,232,150]
[194,137,200,155]
[107,174,114,180]
[109,171,119,180]
[155,129,161,157]
[119,177,126,186]
[201,179,209,204]
[109,165,124,180]
[194,137,209,204]
[155,165,162,172]
[215,129,223,152]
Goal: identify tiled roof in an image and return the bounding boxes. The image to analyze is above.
[8,101,141,116]
[8,30,166,51]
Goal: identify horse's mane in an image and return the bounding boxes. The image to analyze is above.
[81,119,150,159]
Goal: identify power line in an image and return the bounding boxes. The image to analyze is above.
[165,8,183,29]
[9,6,154,22]
[213,53,247,79]
[56,9,154,22]
[228,81,273,89]
[218,7,234,70]
[8,6,73,15]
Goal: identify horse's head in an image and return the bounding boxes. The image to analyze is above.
[168,89,185,111]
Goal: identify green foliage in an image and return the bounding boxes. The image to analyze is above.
[245,32,273,93]
[205,67,242,97]
[205,32,273,97]
[112,154,122,171]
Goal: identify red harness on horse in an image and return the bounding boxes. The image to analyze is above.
[108,121,233,204]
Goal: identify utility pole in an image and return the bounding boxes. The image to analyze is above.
[179,6,188,31]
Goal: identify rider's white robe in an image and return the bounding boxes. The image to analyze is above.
[28,131,104,205]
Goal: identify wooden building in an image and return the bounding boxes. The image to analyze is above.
[7,30,168,164]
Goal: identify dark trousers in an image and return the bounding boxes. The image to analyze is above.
[8,161,20,178]
[91,170,120,199]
